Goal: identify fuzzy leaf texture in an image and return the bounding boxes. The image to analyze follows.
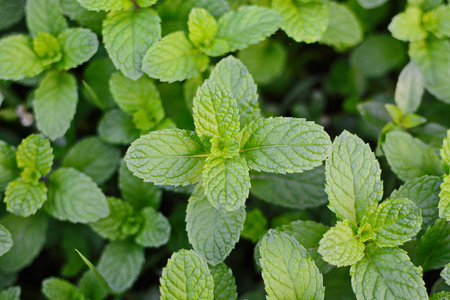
[160,249,214,300]
[16,134,53,177]
[388,7,428,42]
[325,131,383,224]
[25,0,68,36]
[56,28,99,70]
[135,207,171,248]
[186,186,245,265]
[260,230,325,300]
[4,179,47,217]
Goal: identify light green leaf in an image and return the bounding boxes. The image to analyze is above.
[34,71,78,141]
[251,165,327,209]
[383,131,443,181]
[388,7,428,42]
[209,56,260,126]
[186,186,245,265]
[361,198,422,247]
[260,230,325,300]
[241,208,267,242]
[417,218,450,271]
[0,35,45,80]
[135,207,170,248]
[32,32,62,67]
[142,31,209,82]
[103,8,161,80]
[125,129,207,186]
[46,167,109,223]
[0,213,48,273]
[135,0,158,8]
[395,61,424,115]
[442,263,450,286]
[42,277,85,300]
[4,179,47,217]
[90,197,139,241]
[272,0,328,43]
[0,286,20,300]
[25,0,68,36]
[356,0,388,9]
[210,263,237,300]
[350,245,427,300]
[188,8,217,47]
[440,176,450,221]
[325,131,382,224]
[160,249,214,300]
[0,225,12,257]
[441,130,450,174]
[56,28,99,70]
[215,5,281,51]
[423,6,450,39]
[98,109,140,145]
[318,220,365,267]
[16,134,53,177]
[77,0,131,12]
[320,2,363,51]
[0,0,25,31]
[62,137,120,184]
[97,240,145,294]
[0,141,19,191]
[240,117,331,174]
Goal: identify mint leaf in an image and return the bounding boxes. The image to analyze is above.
[423,6,450,39]
[32,32,62,67]
[188,8,217,48]
[350,245,427,299]
[160,249,214,300]
[431,291,450,300]
[4,179,47,217]
[241,117,331,173]
[62,137,120,184]
[260,230,325,299]
[97,240,145,294]
[56,28,99,70]
[98,109,140,145]
[0,286,20,300]
[125,129,207,186]
[0,0,25,31]
[0,225,12,257]
[25,0,68,36]
[0,35,45,80]
[42,277,85,300]
[395,61,424,114]
[34,71,78,141]
[186,186,245,265]
[16,134,53,177]
[215,6,281,51]
[383,131,443,181]
[0,141,19,191]
[272,0,328,43]
[77,0,131,11]
[0,213,48,273]
[103,8,161,80]
[388,7,428,42]
[320,2,363,51]
[439,176,450,220]
[325,131,382,224]
[442,263,450,285]
[135,207,171,248]
[209,56,260,126]
[79,271,108,300]
[61,0,106,33]
[210,263,237,300]
[318,220,365,267]
[142,31,209,82]
[357,0,388,9]
[46,167,109,223]
[417,218,450,271]
[441,129,450,173]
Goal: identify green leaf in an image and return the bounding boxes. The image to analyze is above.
[16,134,53,177]
[25,0,68,36]
[160,249,214,300]
[4,179,47,217]
[0,141,19,191]
[46,167,109,223]
[78,271,108,300]
[440,176,450,221]
[241,208,267,242]
[0,0,25,31]
[0,213,48,273]
[0,35,45,80]
[209,56,260,126]
[442,263,450,286]
[118,160,161,210]
[98,109,140,145]
[186,186,245,265]
[240,117,331,174]
[34,71,78,141]
[215,6,281,51]
[356,0,388,9]
[75,250,114,295]
[383,131,443,181]
[62,137,120,184]
[32,32,62,67]
[395,61,424,115]
[388,7,428,42]
[0,286,20,300]
[142,31,209,82]
[385,104,403,125]
[325,131,382,224]
[0,225,12,257]
[350,245,427,300]
[103,8,161,80]
[210,263,237,300]
[320,2,363,51]
[124,129,207,186]
[260,230,325,300]
[272,0,328,43]
[97,240,145,294]
[90,197,139,241]
[423,6,450,39]
[135,207,171,247]
[318,220,365,267]
[441,130,450,174]
[251,165,327,209]
[431,291,450,300]
[56,28,99,70]
[77,0,131,11]
[61,0,106,33]
[188,8,217,48]
[42,277,85,300]
[417,218,450,271]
